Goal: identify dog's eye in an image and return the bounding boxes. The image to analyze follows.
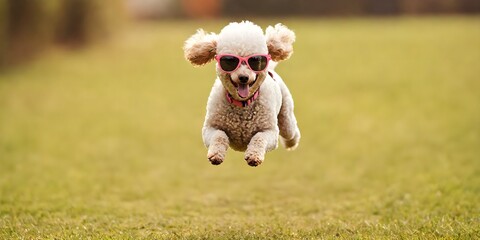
[219,56,240,72]
[248,56,268,71]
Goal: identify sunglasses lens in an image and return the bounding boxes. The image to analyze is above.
[248,55,268,71]
[219,56,239,72]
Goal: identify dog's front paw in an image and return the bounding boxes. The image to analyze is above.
[207,151,224,165]
[244,150,264,167]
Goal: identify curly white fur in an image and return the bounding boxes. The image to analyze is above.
[184,21,300,167]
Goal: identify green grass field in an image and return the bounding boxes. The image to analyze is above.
[1,16,479,239]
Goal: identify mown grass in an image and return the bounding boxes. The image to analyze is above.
[0,16,479,239]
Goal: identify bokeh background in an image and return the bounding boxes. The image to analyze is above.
[1,0,480,67]
[1,0,479,238]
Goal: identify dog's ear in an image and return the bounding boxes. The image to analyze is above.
[265,24,295,62]
[184,29,217,66]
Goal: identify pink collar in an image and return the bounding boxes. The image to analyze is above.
[226,90,259,107]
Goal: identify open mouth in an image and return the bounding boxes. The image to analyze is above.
[230,75,257,98]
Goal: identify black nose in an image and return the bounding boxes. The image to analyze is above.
[238,75,249,84]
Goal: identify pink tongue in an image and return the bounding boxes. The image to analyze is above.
[238,84,249,98]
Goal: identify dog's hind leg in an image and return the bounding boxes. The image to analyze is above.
[277,78,301,150]
[203,127,229,165]
[245,129,279,166]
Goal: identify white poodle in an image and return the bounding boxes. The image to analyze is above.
[184,21,300,167]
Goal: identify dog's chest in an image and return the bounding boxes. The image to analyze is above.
[211,101,276,151]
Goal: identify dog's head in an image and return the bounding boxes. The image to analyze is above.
[184,21,295,101]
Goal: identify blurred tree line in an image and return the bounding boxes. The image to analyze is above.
[222,0,480,17]
[129,0,480,18]
[0,0,123,69]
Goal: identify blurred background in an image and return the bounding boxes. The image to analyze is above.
[1,0,479,238]
[1,0,479,68]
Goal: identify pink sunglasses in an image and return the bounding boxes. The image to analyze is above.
[215,54,271,73]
